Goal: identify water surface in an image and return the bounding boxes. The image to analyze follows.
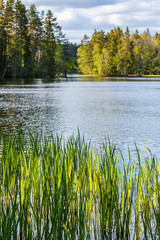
[0,75,160,156]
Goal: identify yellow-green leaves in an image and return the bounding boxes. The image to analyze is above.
[0,132,160,239]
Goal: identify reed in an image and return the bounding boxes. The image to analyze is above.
[0,131,159,239]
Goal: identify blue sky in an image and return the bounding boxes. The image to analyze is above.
[23,0,159,43]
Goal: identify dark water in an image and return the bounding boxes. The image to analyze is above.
[1,75,160,156]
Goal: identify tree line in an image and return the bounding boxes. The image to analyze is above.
[77,27,160,76]
[0,0,78,79]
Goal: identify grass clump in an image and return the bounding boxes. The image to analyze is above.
[0,131,160,239]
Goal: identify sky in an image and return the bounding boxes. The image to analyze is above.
[23,0,160,43]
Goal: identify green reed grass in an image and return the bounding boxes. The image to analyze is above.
[0,131,160,239]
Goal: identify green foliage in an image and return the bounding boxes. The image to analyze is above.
[117,28,134,75]
[77,36,93,74]
[0,131,160,239]
[27,4,43,77]
[78,27,160,76]
[0,0,76,79]
[40,10,56,77]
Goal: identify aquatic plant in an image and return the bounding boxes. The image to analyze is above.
[0,131,159,239]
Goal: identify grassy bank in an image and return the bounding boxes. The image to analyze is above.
[79,74,160,78]
[0,132,160,239]
[142,75,160,77]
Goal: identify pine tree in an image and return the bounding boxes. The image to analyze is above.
[0,0,4,21]
[140,36,157,75]
[132,30,142,75]
[117,27,134,75]
[40,10,56,77]
[28,4,42,76]
[106,29,117,74]
[0,0,7,78]
[14,0,29,77]
[4,0,15,77]
[54,25,68,76]
[106,27,123,75]
[0,1,71,79]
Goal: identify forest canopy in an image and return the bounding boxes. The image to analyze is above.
[0,0,78,79]
[77,27,160,76]
[1,0,160,79]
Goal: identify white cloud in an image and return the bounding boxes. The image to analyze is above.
[56,8,91,29]
[20,0,160,42]
[107,14,126,26]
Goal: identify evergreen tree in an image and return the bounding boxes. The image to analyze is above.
[141,36,157,74]
[0,0,7,78]
[91,30,106,74]
[117,27,134,75]
[77,27,160,76]
[106,29,117,74]
[0,0,4,22]
[62,42,79,74]
[155,33,160,74]
[1,0,160,79]
[0,1,74,79]
[4,0,15,77]
[27,4,42,76]
[77,35,93,74]
[54,25,68,76]
[40,10,56,77]
[106,27,123,75]
[14,0,29,77]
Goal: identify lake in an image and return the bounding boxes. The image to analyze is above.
[0,75,160,157]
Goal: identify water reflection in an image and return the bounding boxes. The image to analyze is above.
[0,76,160,156]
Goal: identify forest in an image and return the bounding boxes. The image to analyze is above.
[0,0,78,79]
[1,0,160,79]
[77,27,160,76]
